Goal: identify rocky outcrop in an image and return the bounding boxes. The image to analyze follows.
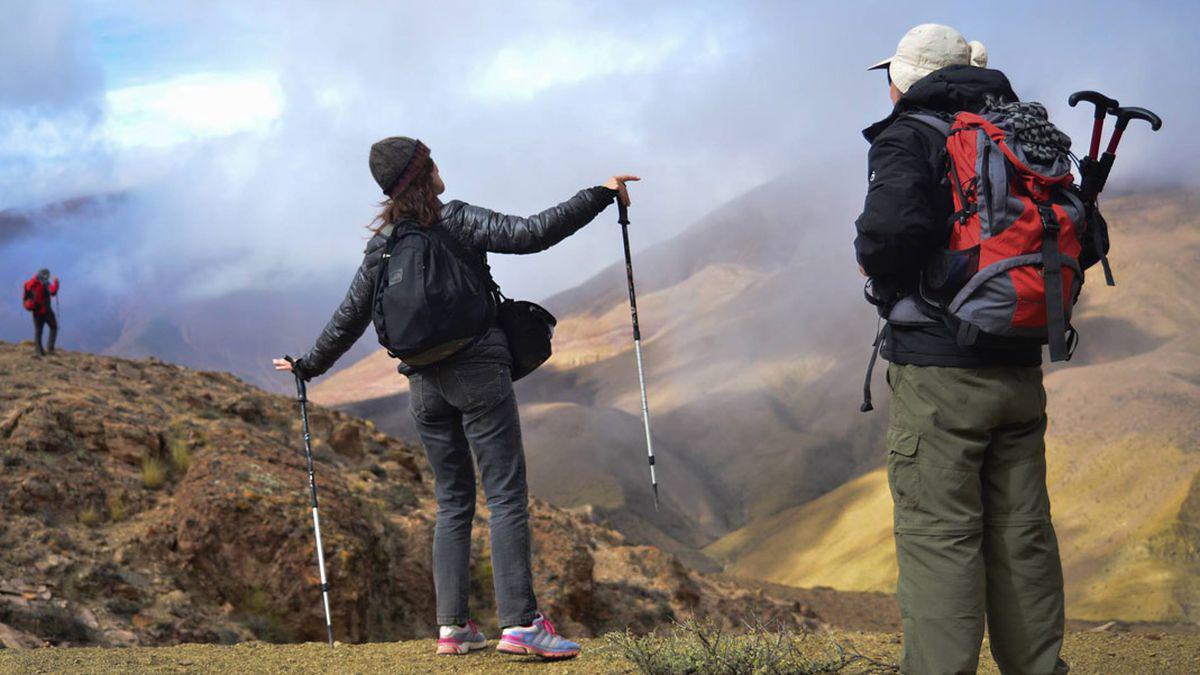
[0,344,811,648]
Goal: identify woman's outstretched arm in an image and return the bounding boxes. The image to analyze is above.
[445,175,638,254]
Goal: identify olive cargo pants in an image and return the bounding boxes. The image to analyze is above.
[887,364,1066,675]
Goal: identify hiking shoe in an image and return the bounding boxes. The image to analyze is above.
[436,619,487,655]
[497,614,580,659]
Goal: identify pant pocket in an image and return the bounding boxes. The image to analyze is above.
[887,426,921,519]
[408,372,428,419]
[451,363,510,411]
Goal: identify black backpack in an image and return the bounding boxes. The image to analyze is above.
[372,221,496,366]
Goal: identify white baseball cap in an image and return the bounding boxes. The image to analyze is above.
[870,24,988,94]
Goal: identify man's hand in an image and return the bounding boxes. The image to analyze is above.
[603,175,641,207]
[273,358,294,372]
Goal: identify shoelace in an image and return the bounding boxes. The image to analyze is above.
[540,616,558,636]
[466,619,477,635]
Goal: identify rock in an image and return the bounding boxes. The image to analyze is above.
[77,608,100,631]
[328,422,363,459]
[102,628,139,647]
[0,621,42,649]
[221,396,266,425]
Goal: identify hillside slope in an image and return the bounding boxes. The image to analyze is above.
[707,191,1200,624]
[0,344,819,649]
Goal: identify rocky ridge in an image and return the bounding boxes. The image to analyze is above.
[0,343,812,649]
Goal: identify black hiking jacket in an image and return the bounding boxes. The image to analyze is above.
[294,186,617,379]
[854,65,1042,368]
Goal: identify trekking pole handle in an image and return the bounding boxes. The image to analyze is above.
[618,199,630,226]
[1105,106,1163,155]
[1069,90,1119,118]
[283,355,306,401]
[1069,91,1119,160]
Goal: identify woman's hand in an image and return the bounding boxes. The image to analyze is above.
[603,175,640,207]
[273,358,294,372]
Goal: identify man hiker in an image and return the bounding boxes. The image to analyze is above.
[855,25,1071,675]
[23,269,59,357]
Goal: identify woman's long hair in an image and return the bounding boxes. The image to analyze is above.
[369,161,442,234]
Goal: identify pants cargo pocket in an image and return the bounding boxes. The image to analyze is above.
[887,426,921,526]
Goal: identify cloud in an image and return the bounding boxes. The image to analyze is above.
[103,71,284,149]
[3,0,1200,355]
[0,0,104,108]
[471,32,687,102]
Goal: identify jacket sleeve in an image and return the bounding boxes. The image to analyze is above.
[445,186,617,254]
[49,279,59,295]
[295,248,381,380]
[854,126,941,278]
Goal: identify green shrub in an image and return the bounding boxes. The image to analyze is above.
[142,456,168,489]
[239,588,294,644]
[79,505,103,527]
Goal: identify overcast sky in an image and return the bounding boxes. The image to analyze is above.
[3,0,1198,304]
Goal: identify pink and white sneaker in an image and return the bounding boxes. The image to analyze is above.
[497,613,580,659]
[436,619,487,655]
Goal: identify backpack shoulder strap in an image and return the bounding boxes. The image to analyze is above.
[429,224,502,297]
[902,112,954,137]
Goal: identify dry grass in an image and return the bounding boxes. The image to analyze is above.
[141,456,169,489]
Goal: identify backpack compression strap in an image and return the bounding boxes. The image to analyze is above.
[1039,205,1070,362]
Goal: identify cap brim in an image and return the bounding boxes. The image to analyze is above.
[868,56,892,71]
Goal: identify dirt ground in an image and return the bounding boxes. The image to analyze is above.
[2,630,1198,674]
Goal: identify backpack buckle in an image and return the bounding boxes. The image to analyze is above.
[1038,205,1060,233]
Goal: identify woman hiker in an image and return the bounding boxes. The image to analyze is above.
[274,136,637,659]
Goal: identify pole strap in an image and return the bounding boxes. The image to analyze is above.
[1040,206,1070,362]
[860,319,888,413]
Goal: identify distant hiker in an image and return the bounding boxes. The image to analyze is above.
[274,136,637,659]
[23,269,59,357]
[854,24,1087,675]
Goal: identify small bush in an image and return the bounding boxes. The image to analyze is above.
[142,456,168,489]
[106,491,129,522]
[239,588,293,644]
[79,506,103,527]
[606,618,873,675]
[169,438,192,473]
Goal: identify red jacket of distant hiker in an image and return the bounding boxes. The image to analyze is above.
[23,277,58,316]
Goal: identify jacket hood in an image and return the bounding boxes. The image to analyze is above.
[863,65,1018,142]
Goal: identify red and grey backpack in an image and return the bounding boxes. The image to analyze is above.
[861,105,1096,412]
[906,109,1089,362]
[22,278,40,312]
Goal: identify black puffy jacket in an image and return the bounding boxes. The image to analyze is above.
[295,186,617,379]
[854,65,1042,368]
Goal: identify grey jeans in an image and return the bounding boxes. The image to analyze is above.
[408,360,538,628]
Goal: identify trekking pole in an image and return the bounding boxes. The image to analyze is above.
[283,355,335,648]
[1069,90,1119,162]
[1069,91,1122,286]
[617,200,659,512]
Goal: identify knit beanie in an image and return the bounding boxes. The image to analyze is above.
[368,137,431,196]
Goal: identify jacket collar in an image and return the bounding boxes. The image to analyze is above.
[862,65,1018,142]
